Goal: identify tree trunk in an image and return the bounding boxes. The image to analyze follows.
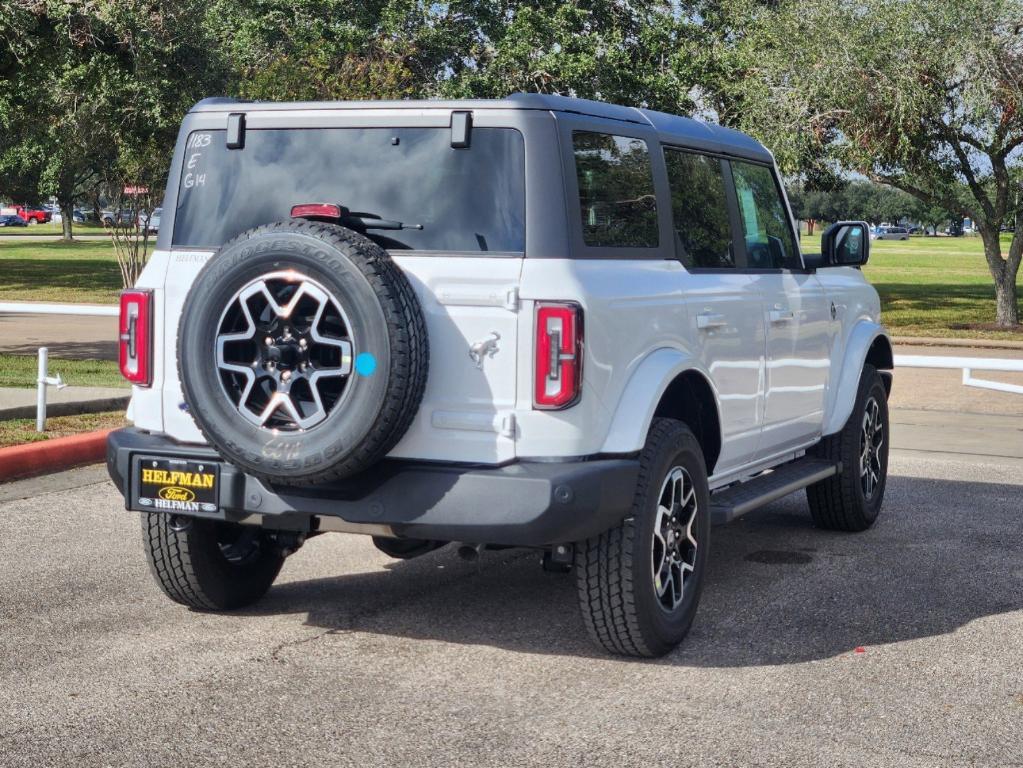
[807,219,816,235]
[981,227,1020,327]
[59,200,74,241]
[994,279,1018,326]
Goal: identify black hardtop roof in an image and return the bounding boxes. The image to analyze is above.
[190,93,773,162]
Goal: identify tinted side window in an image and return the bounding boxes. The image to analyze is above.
[730,161,798,269]
[573,132,658,248]
[663,149,734,269]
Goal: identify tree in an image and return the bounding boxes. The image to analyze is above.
[439,1,697,114]
[206,0,458,101]
[725,0,1023,326]
[211,1,706,114]
[0,1,227,242]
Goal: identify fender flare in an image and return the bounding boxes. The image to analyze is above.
[822,321,892,436]
[600,347,721,454]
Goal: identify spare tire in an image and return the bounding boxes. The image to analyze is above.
[178,219,428,485]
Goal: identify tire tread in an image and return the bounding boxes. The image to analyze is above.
[575,418,703,657]
[807,364,888,532]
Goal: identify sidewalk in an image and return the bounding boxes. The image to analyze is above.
[0,386,129,420]
[891,343,1023,416]
[891,408,1023,460]
[0,311,117,360]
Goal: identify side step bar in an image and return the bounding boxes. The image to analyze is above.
[710,458,840,525]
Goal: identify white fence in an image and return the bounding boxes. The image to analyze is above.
[894,354,1023,395]
[0,302,119,431]
[2,302,1021,431]
[0,302,118,317]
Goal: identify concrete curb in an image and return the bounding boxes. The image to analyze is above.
[0,428,112,483]
[892,336,1023,351]
[0,395,130,422]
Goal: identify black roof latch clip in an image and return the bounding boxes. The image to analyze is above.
[450,111,472,149]
[226,113,246,150]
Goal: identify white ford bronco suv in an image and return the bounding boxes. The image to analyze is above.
[107,94,892,657]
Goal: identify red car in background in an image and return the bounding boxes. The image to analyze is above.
[15,205,51,224]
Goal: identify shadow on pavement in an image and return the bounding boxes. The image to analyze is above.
[244,472,1023,665]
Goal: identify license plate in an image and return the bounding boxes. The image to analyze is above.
[136,457,220,515]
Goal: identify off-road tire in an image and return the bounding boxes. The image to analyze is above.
[142,513,285,610]
[575,418,711,657]
[806,364,889,532]
[178,219,428,485]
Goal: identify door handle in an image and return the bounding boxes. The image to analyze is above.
[769,308,795,323]
[696,311,728,330]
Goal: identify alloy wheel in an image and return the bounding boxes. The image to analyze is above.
[860,395,884,500]
[651,466,699,612]
[215,271,355,431]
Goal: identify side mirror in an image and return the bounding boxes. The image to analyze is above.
[821,220,870,267]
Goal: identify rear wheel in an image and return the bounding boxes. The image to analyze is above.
[141,513,285,610]
[575,419,710,657]
[806,364,889,531]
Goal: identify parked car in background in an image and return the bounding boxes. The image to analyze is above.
[138,207,162,234]
[53,208,88,224]
[15,205,51,224]
[0,214,29,227]
[871,226,909,240]
[101,209,135,227]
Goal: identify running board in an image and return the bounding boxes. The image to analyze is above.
[710,458,839,525]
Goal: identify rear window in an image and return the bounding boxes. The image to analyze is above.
[173,127,525,252]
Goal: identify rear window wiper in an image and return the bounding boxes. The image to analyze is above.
[344,212,423,231]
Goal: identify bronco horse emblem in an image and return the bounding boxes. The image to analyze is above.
[469,332,501,370]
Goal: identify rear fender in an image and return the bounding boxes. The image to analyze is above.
[600,348,719,454]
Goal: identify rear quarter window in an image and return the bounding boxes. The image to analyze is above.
[173,127,525,252]
[572,132,658,248]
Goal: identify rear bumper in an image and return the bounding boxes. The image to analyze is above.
[106,428,639,546]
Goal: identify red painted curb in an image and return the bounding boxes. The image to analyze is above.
[0,428,112,483]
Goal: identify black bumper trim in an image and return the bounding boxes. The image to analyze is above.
[107,428,639,546]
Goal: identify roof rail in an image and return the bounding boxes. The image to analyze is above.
[190,97,249,111]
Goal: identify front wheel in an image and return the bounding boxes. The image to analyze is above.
[807,364,890,531]
[575,418,711,657]
[141,513,286,610]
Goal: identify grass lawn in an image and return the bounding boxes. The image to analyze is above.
[0,238,122,303]
[0,354,127,389]
[0,409,126,448]
[0,221,106,236]
[803,232,1022,340]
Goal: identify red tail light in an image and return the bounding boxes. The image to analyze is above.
[119,289,153,386]
[534,302,583,409]
[290,203,343,220]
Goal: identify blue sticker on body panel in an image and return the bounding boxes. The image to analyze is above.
[355,353,377,376]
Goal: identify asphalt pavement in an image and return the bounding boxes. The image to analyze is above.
[1,445,1021,767]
